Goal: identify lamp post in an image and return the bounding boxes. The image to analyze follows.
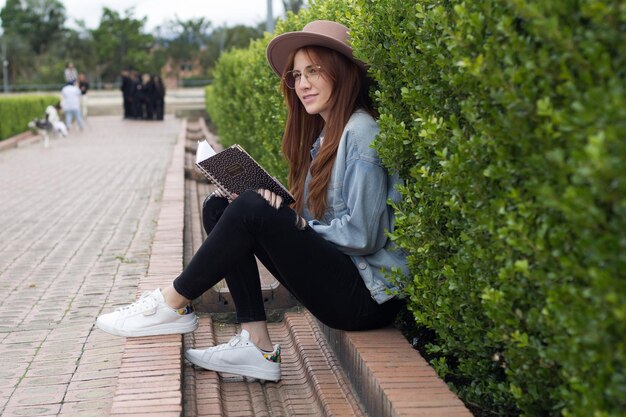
[266,0,274,33]
[1,32,8,93]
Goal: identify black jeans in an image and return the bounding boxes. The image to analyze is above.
[173,190,402,331]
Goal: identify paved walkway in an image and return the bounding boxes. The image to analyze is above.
[0,116,182,416]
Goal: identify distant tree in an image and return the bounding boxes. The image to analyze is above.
[219,24,264,51]
[202,24,264,73]
[162,17,212,71]
[0,33,32,84]
[156,18,262,80]
[91,7,154,81]
[0,1,267,89]
[145,46,168,79]
[282,0,306,14]
[0,0,66,54]
[55,24,98,84]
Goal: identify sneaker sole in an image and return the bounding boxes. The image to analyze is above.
[96,317,198,338]
[184,351,281,382]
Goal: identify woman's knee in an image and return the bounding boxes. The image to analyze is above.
[228,190,268,213]
[215,190,297,237]
[202,191,265,233]
[202,193,228,234]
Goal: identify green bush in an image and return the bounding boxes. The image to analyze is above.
[206,33,288,183]
[354,0,625,415]
[0,95,59,140]
[206,0,626,415]
[204,84,213,118]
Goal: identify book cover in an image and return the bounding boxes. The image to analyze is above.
[195,141,295,206]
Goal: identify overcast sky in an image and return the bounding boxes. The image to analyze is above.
[0,0,290,32]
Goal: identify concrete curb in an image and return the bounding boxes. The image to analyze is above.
[0,131,40,152]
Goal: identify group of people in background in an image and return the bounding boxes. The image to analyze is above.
[38,64,166,141]
[120,69,166,121]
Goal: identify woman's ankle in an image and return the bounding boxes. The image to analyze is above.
[242,321,273,351]
[161,286,190,309]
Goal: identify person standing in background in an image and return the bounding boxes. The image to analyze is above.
[120,70,133,119]
[152,75,166,120]
[78,73,90,118]
[130,71,142,119]
[61,80,84,132]
[140,73,154,120]
[64,62,78,84]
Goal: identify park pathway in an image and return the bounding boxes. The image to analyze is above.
[0,116,181,416]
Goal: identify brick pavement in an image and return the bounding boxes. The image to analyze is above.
[0,116,182,417]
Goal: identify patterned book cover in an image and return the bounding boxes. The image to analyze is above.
[196,143,295,205]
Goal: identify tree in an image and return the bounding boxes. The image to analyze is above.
[156,18,263,81]
[91,7,154,81]
[0,33,32,84]
[0,1,266,89]
[0,0,66,54]
[282,0,306,14]
[201,24,264,73]
[161,17,212,71]
[54,24,98,84]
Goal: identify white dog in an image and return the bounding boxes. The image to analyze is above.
[28,103,68,147]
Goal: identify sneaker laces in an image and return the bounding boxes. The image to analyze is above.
[116,291,159,316]
[227,333,246,347]
[204,333,249,352]
[216,333,279,362]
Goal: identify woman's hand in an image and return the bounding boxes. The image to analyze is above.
[212,187,237,202]
[256,188,307,230]
[294,213,307,230]
[256,188,283,209]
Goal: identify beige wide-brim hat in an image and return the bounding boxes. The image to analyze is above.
[266,20,367,77]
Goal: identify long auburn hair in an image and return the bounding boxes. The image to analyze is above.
[280,46,376,218]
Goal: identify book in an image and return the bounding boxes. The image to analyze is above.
[195,140,295,205]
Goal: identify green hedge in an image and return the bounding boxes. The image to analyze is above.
[206,34,287,183]
[0,95,59,141]
[356,1,626,415]
[205,1,626,415]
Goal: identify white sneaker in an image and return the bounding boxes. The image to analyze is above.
[96,288,198,337]
[185,330,281,382]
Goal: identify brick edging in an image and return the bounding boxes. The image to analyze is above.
[319,322,473,417]
[110,120,187,416]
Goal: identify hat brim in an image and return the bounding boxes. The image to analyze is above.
[266,32,366,77]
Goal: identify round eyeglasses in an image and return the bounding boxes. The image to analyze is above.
[283,65,322,89]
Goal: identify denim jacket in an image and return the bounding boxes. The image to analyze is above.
[301,110,409,303]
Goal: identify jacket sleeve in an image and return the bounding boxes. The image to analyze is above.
[309,157,391,256]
